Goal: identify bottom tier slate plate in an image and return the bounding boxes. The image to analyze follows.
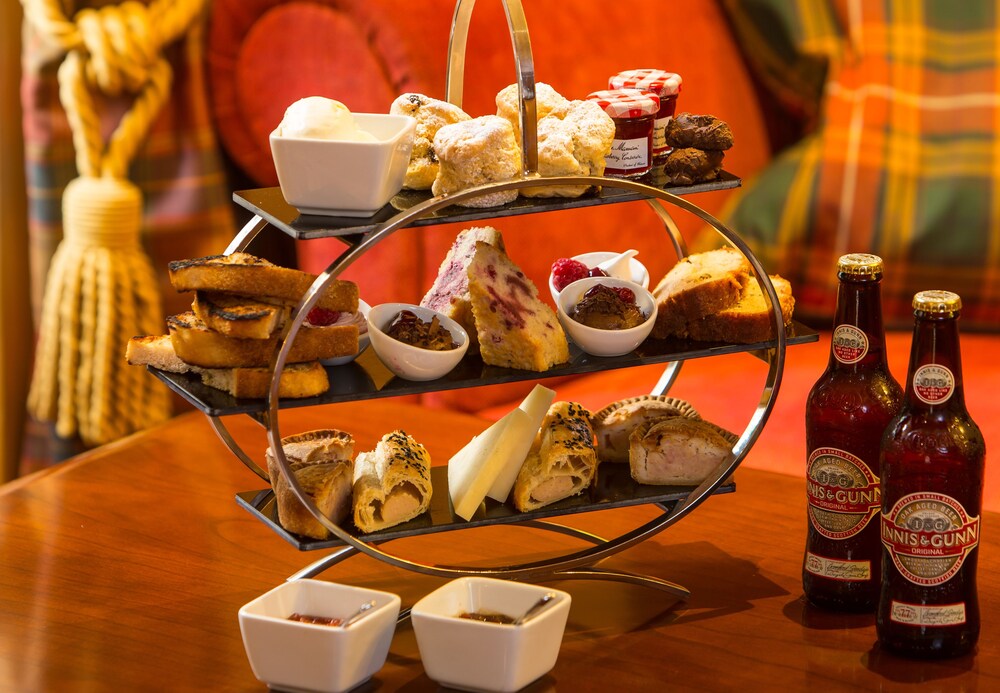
[237,463,736,551]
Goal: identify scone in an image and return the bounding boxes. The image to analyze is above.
[651,248,750,339]
[628,417,736,486]
[495,81,571,143]
[431,115,522,208]
[266,429,355,540]
[390,93,471,190]
[591,395,701,463]
[467,241,570,371]
[420,226,506,352]
[686,274,796,344]
[522,99,615,198]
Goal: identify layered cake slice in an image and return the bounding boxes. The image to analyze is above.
[420,227,505,352]
[468,241,569,372]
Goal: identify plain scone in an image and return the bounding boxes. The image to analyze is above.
[431,115,522,208]
[390,93,471,190]
[651,247,750,339]
[266,429,355,540]
[523,99,615,198]
[628,417,736,486]
[419,226,506,352]
[467,241,569,372]
[495,81,570,143]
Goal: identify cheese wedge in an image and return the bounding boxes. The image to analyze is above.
[486,384,556,502]
[449,408,531,520]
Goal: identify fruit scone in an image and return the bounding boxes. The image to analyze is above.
[390,93,471,190]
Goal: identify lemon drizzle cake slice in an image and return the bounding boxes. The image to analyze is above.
[467,241,569,372]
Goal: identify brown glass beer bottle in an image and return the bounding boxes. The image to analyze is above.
[877,291,985,658]
[803,254,903,611]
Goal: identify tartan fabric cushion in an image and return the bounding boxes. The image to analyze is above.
[718,0,1000,330]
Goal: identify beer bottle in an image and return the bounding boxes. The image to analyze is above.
[877,290,985,658]
[803,254,903,611]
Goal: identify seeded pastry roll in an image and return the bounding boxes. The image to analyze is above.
[513,401,597,511]
[353,430,433,533]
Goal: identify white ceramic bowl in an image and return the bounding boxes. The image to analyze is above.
[548,251,649,304]
[238,579,401,693]
[270,113,416,217]
[321,300,372,366]
[556,277,657,357]
[411,577,571,693]
[367,303,469,381]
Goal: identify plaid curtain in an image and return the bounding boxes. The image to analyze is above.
[718,0,1000,331]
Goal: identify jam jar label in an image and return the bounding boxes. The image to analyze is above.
[607,138,649,171]
[913,364,955,405]
[806,447,880,540]
[881,492,980,587]
[832,325,868,364]
[652,116,673,157]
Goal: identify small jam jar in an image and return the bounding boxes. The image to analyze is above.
[586,88,661,179]
[608,69,682,164]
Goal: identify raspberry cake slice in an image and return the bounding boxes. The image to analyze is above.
[420,227,505,352]
[468,241,569,372]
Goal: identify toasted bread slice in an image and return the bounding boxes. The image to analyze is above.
[651,247,751,339]
[168,252,359,312]
[167,311,357,368]
[126,334,330,398]
[686,275,795,344]
[192,291,290,340]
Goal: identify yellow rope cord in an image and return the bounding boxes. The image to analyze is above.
[23,0,205,446]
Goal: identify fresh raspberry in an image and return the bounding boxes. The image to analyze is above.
[551,258,589,291]
[307,307,342,326]
[587,266,609,278]
[612,287,636,304]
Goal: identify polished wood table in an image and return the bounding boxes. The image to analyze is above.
[1,401,997,692]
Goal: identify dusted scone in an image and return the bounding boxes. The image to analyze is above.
[522,100,615,198]
[686,274,796,344]
[353,430,432,533]
[628,417,736,486]
[431,115,522,208]
[496,81,571,143]
[420,226,506,353]
[513,401,597,511]
[390,93,471,190]
[467,241,570,372]
[592,395,701,463]
[651,247,750,339]
[266,429,355,540]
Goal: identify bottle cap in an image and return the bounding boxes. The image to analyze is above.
[837,253,883,278]
[913,290,962,315]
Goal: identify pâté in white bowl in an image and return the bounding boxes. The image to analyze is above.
[410,577,572,693]
[548,250,649,304]
[238,579,401,693]
[556,276,657,357]
[367,303,469,381]
[270,96,416,217]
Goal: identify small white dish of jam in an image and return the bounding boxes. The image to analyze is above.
[410,577,572,693]
[367,303,469,381]
[556,276,657,357]
[238,579,401,693]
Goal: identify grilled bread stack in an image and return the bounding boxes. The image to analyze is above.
[126,252,361,398]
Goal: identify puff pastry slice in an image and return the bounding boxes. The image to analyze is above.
[513,401,597,512]
[353,430,433,533]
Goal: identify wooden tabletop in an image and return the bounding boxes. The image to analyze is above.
[0,401,996,692]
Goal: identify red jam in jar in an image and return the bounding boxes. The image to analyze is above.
[608,70,682,164]
[586,89,661,178]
